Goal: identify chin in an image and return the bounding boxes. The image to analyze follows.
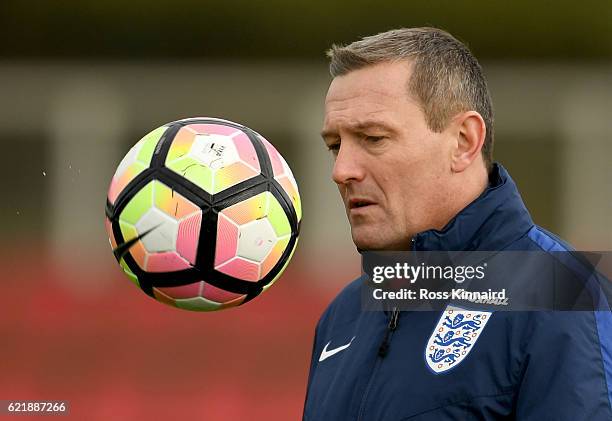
[350,231,376,251]
[351,233,399,252]
[351,227,410,252]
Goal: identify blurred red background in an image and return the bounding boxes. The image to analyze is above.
[1,243,344,420]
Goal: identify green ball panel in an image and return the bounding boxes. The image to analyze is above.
[119,182,154,225]
[119,220,138,242]
[174,296,222,311]
[267,196,291,237]
[167,157,214,194]
[119,258,140,287]
[137,126,168,166]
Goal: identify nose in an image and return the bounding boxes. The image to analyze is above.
[332,141,366,185]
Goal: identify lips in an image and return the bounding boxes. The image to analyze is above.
[348,198,376,210]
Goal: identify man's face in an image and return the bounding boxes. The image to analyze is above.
[322,61,455,250]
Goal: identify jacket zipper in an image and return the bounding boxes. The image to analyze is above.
[378,307,400,357]
[356,238,416,420]
[356,308,401,421]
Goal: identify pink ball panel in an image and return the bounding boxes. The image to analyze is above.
[261,138,284,177]
[156,281,203,299]
[232,131,261,172]
[277,176,299,206]
[107,178,121,205]
[214,214,239,267]
[185,123,239,137]
[146,251,191,272]
[177,212,202,265]
[217,258,260,282]
[201,281,245,304]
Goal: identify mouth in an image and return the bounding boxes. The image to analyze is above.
[348,198,376,211]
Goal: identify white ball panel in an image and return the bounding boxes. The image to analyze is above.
[236,218,277,262]
[135,208,179,253]
[188,134,240,170]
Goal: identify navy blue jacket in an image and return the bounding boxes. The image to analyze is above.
[304,164,612,420]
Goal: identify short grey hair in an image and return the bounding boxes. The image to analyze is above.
[327,27,494,171]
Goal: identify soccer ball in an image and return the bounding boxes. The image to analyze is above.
[104,117,301,311]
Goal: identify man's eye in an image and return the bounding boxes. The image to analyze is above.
[327,143,340,153]
[365,135,384,142]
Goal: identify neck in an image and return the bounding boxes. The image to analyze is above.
[431,164,489,233]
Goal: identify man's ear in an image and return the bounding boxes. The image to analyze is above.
[450,111,486,173]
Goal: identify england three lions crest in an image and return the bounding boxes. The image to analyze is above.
[425,305,492,374]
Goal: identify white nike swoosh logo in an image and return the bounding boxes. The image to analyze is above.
[319,336,356,362]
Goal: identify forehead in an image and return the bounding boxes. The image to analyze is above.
[323,61,417,131]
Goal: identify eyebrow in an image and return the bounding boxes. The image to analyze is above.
[320,120,397,141]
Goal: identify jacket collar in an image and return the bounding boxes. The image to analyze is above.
[413,163,534,251]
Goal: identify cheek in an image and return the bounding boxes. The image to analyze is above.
[378,175,408,214]
[429,135,454,170]
[381,162,440,216]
